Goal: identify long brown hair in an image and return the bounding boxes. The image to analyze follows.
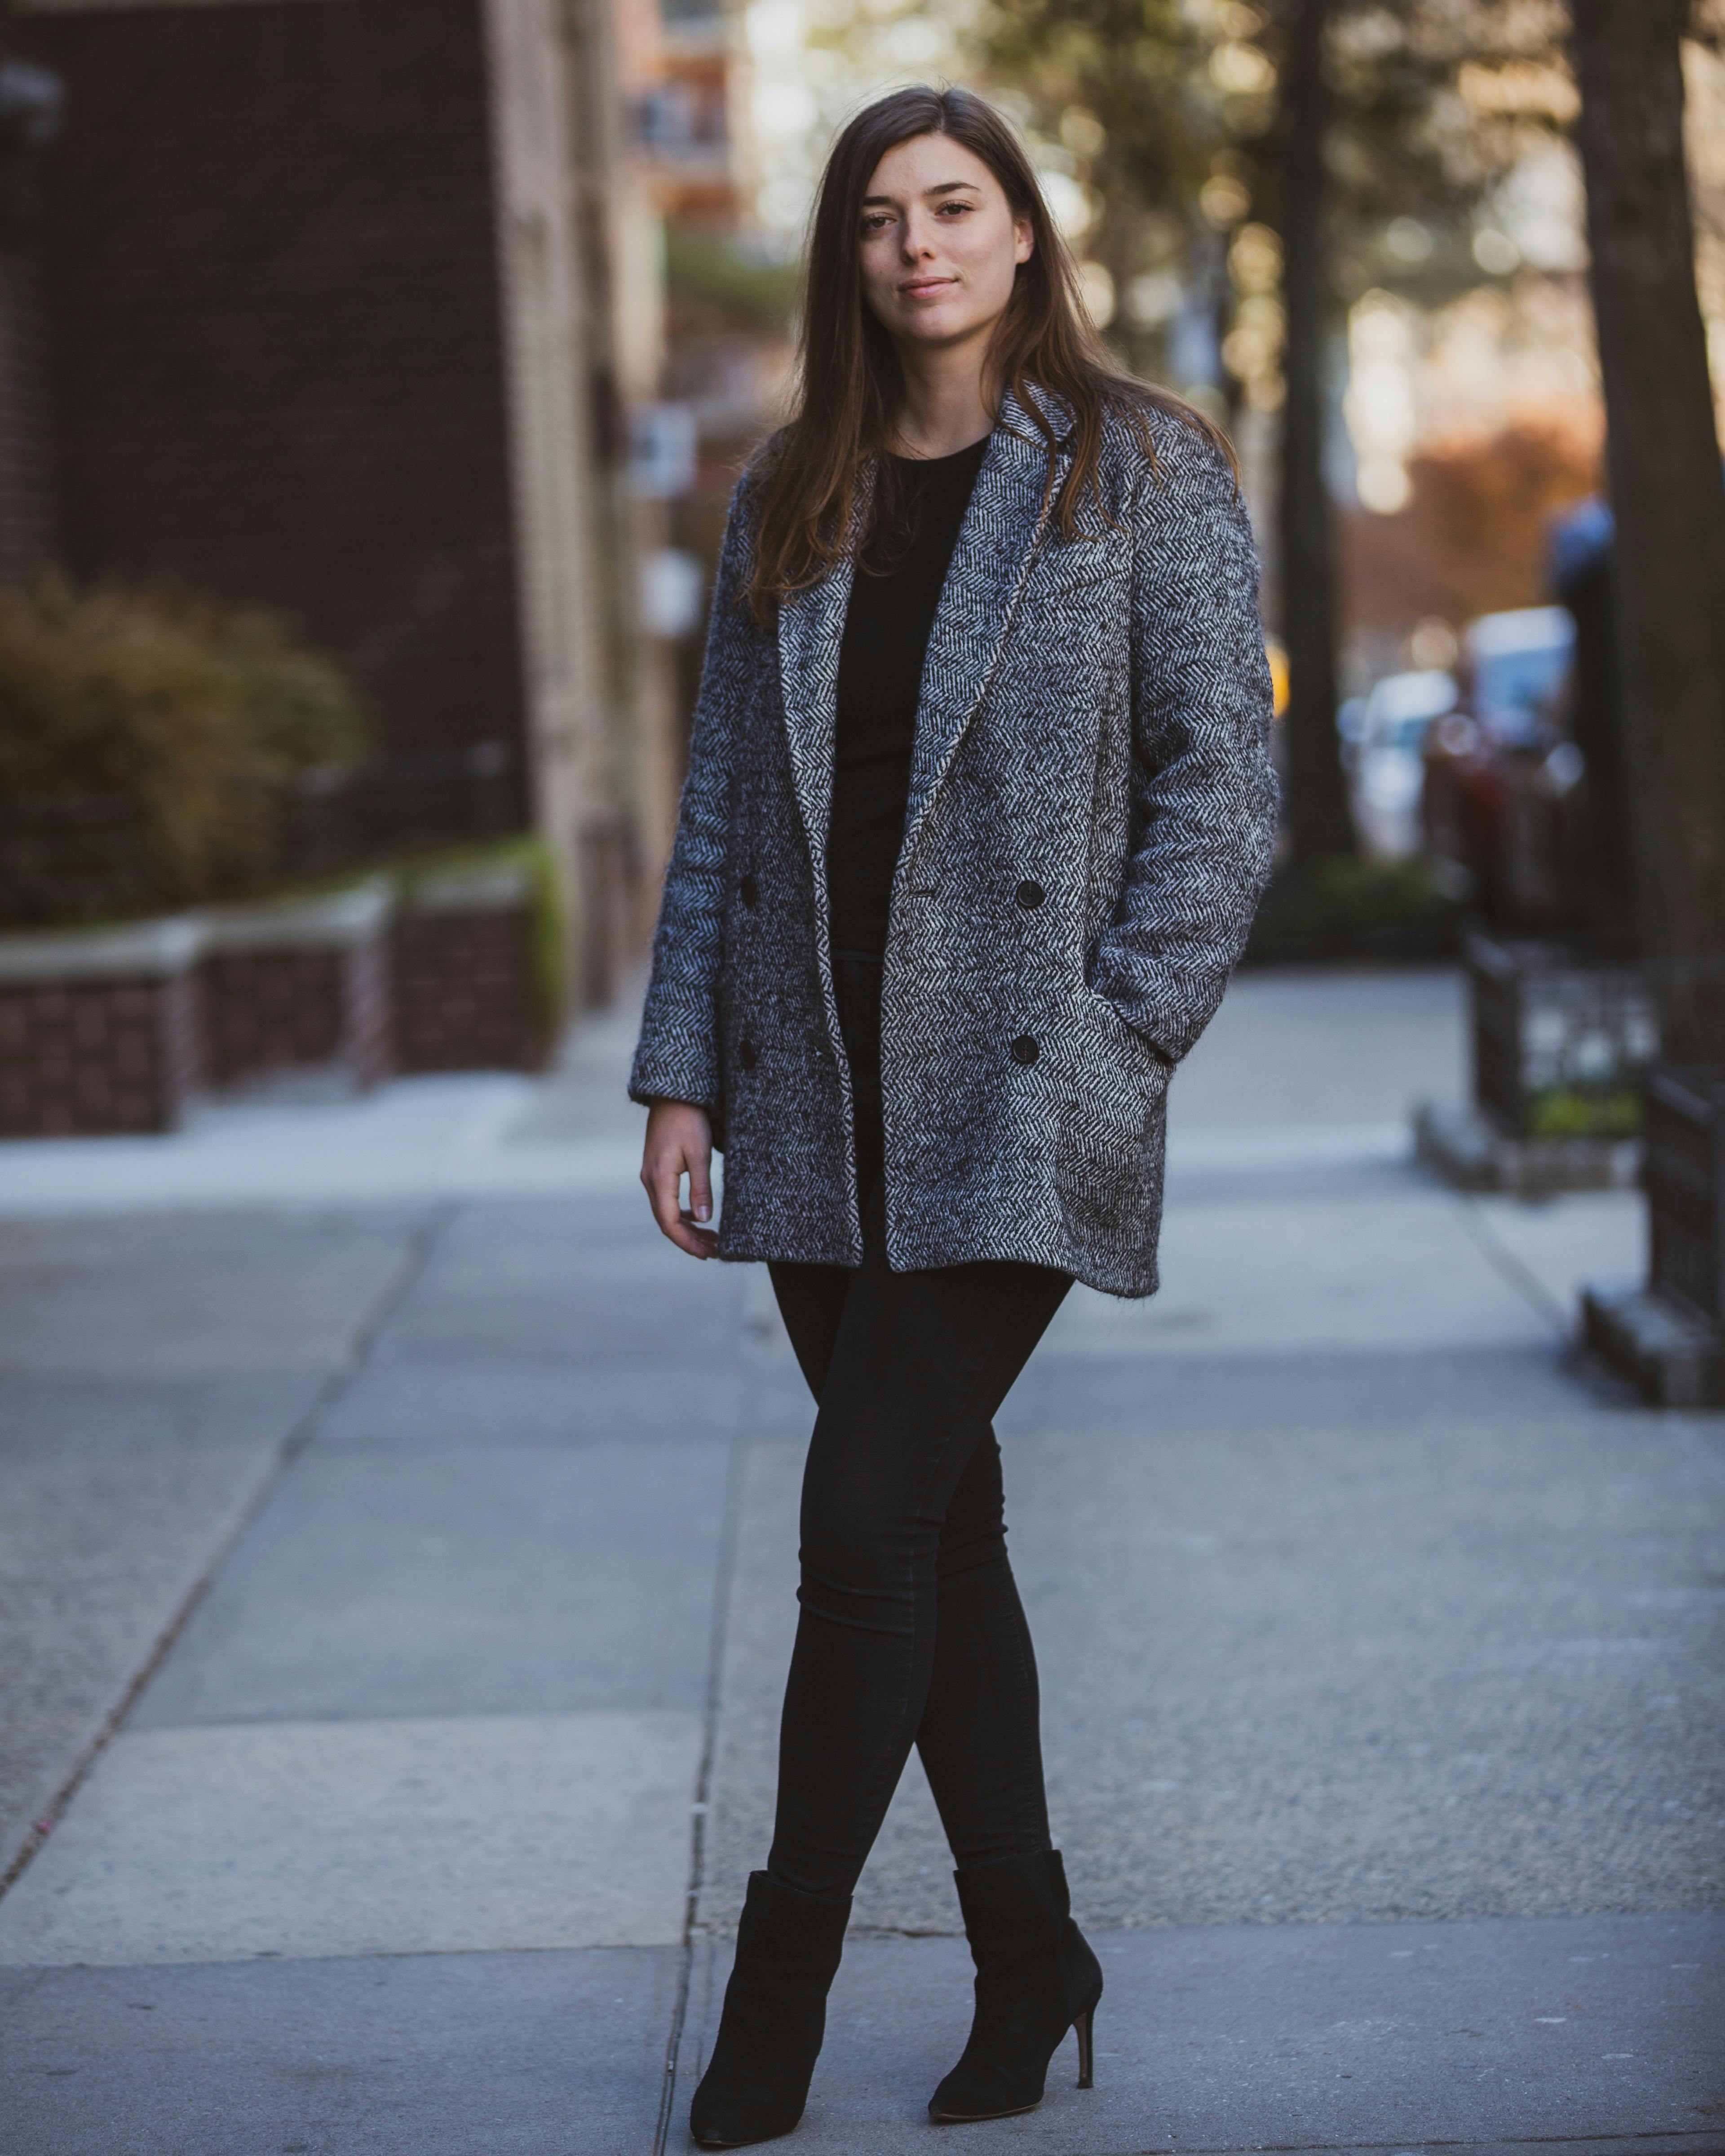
[748,85,1231,619]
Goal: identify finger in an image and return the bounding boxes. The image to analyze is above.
[687,1150,713,1225]
[646,1147,713,1258]
[646,1150,686,1241]
[678,1209,719,1256]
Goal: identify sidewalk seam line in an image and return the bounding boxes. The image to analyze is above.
[1451,1193,1572,1338]
[655,1380,752,2155]
[1110,2136,1725,2155]
[0,1198,459,1904]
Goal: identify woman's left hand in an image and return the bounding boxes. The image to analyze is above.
[641,1099,719,1259]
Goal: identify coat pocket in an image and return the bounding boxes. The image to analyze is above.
[1054,984,1170,1199]
[1076,985,1170,1103]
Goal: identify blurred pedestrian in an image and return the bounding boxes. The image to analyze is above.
[632,84,1277,2148]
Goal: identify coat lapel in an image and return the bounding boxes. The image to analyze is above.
[897,386,1072,870]
[773,388,1070,910]
[775,545,855,900]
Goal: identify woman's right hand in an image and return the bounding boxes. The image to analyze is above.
[641,1100,718,1259]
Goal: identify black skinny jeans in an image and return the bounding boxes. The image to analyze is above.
[765,954,1073,1902]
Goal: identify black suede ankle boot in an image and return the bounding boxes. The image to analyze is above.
[928,1850,1102,2124]
[690,1872,851,2149]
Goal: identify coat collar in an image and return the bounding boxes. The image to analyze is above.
[774,383,1074,908]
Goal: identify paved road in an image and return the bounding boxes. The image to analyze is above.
[0,968,1719,2156]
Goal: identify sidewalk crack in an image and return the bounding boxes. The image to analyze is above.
[0,1199,459,1904]
[1451,1195,1571,1339]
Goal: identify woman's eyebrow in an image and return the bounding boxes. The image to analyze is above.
[860,180,982,207]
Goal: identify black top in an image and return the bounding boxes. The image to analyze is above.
[827,435,990,957]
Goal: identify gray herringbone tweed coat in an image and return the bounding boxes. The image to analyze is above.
[629,386,1278,1296]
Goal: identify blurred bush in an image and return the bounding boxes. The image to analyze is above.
[1244,857,1463,966]
[664,222,798,338]
[0,578,370,915]
[1525,1085,1641,1141]
[1343,414,1601,637]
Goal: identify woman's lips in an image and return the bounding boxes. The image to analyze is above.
[900,277,956,298]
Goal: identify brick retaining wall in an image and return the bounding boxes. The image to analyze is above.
[0,919,200,1136]
[198,950,350,1087]
[0,871,548,1136]
[392,864,545,1074]
[196,882,394,1092]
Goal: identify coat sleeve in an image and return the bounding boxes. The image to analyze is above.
[1089,421,1280,1062]
[628,478,762,1112]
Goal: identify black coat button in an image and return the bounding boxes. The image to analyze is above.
[1015,879,1045,909]
[738,1037,757,1070]
[1010,1033,1039,1066]
[739,874,758,909]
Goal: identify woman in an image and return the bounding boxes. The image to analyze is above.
[632,85,1277,2148]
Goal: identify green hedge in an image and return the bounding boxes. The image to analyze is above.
[0,578,370,910]
[1243,857,1463,967]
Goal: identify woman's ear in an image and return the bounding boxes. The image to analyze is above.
[1014,217,1035,266]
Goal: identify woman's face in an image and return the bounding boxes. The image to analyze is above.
[857,133,1033,357]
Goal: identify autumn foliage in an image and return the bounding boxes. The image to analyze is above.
[1342,413,1603,637]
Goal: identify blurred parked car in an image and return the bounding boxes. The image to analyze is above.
[1422,605,1578,923]
[1343,668,1458,858]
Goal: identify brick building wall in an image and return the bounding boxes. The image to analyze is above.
[0,64,61,584]
[0,236,57,585]
[4,0,530,765]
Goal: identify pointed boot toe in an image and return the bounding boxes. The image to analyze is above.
[689,1873,850,2149]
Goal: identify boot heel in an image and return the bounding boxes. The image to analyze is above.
[1073,2004,1095,2090]
[929,1851,1105,2124]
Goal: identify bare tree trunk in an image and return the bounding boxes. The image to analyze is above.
[1276,0,1355,866]
[1572,0,1725,1060]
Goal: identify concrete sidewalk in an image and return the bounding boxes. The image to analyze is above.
[0,968,1720,2156]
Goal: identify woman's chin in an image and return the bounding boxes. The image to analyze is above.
[889,305,996,350]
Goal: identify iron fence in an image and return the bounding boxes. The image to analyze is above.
[1468,931,1660,1140]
